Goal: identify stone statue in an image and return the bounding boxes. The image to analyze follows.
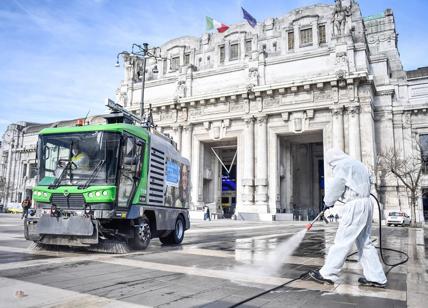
[333,0,352,37]
[175,80,186,100]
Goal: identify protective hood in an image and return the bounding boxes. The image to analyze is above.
[324,148,371,198]
[325,148,350,167]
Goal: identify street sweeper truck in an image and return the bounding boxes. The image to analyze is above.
[24,100,190,252]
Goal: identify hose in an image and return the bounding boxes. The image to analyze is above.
[364,194,408,275]
[228,194,409,307]
[228,271,310,308]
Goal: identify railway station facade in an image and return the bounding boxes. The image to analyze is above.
[115,0,428,221]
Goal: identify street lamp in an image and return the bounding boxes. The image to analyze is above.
[115,43,164,122]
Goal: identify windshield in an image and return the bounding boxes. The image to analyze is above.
[38,131,120,186]
[389,212,403,217]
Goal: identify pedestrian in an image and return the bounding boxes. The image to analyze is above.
[308,148,387,288]
[207,206,211,221]
[335,213,339,222]
[21,197,31,219]
[203,205,211,221]
[329,214,334,222]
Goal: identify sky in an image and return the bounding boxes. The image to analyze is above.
[0,0,427,133]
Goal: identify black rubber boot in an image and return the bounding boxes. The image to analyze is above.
[358,277,386,288]
[308,270,334,285]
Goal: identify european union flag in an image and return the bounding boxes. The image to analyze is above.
[242,7,257,28]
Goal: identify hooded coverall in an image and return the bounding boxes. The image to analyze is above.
[319,148,387,284]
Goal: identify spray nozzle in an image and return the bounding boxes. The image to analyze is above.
[305,223,313,231]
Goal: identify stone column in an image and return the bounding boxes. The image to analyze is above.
[348,105,361,160]
[312,22,319,47]
[242,117,255,206]
[255,116,268,210]
[293,24,300,51]
[284,141,293,213]
[181,125,192,161]
[225,41,230,62]
[240,35,246,61]
[191,139,201,210]
[360,100,377,170]
[331,106,344,151]
[173,125,183,151]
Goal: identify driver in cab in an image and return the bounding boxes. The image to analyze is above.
[71,142,90,170]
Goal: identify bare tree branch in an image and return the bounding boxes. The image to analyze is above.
[377,141,425,227]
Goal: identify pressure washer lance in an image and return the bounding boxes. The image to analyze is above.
[305,208,330,231]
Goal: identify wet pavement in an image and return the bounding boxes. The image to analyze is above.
[0,213,426,307]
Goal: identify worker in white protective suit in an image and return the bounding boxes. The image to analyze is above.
[308,148,387,288]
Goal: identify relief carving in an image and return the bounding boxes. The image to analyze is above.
[314,90,332,102]
[403,112,411,128]
[189,107,202,119]
[335,51,349,78]
[263,97,279,108]
[248,67,259,88]
[203,102,229,114]
[347,105,360,117]
[178,108,188,121]
[160,109,177,122]
[230,102,244,112]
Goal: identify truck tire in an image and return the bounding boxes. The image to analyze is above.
[130,216,151,250]
[159,215,185,245]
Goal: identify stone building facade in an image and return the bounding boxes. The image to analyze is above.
[1,0,428,222]
[115,0,428,221]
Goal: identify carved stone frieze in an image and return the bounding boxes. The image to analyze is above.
[203,102,229,114]
[230,102,245,112]
[189,107,202,119]
[160,109,177,122]
[263,97,279,108]
[314,89,333,102]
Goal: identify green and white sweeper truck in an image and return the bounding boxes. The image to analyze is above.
[24,101,190,252]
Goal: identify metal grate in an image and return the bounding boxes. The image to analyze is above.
[148,148,165,204]
[51,194,85,209]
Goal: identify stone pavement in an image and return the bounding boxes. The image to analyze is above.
[0,213,426,307]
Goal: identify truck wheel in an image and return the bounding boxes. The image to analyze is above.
[159,216,185,245]
[130,216,151,250]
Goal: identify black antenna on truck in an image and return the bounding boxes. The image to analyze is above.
[104,98,143,125]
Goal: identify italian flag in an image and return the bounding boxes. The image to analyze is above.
[206,16,229,33]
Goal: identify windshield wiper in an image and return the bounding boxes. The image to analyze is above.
[78,160,105,189]
[49,160,73,189]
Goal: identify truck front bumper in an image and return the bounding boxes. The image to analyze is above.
[25,215,99,246]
